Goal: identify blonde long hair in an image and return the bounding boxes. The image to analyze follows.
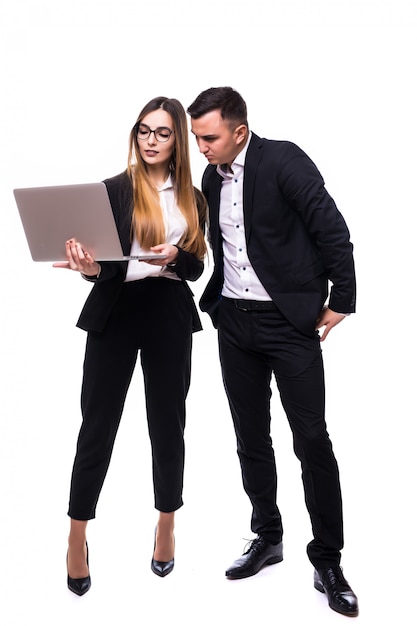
[127,97,206,259]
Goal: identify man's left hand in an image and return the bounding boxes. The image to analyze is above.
[315,307,346,341]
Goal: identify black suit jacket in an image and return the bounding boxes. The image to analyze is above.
[77,170,205,333]
[199,133,356,336]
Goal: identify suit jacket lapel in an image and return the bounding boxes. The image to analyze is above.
[207,170,223,256]
[243,133,264,241]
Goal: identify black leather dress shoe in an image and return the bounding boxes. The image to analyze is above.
[67,543,91,596]
[225,536,283,579]
[314,567,359,617]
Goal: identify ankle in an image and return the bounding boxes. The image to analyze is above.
[68,519,88,547]
[157,512,175,532]
[68,535,87,548]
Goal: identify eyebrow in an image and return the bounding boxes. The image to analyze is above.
[192,132,218,140]
[139,123,172,131]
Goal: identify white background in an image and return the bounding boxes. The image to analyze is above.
[0,1,415,624]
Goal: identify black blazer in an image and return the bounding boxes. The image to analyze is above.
[76,171,205,333]
[199,133,356,336]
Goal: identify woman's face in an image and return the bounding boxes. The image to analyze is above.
[137,109,175,171]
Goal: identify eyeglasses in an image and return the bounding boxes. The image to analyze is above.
[137,123,174,143]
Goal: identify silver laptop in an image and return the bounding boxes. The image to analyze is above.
[13,181,167,262]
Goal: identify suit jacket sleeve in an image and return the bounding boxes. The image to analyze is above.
[274,141,356,314]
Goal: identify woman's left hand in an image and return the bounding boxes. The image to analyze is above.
[144,244,179,266]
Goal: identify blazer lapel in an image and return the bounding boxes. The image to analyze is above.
[243,134,264,241]
[207,170,223,256]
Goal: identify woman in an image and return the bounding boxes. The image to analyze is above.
[54,97,207,595]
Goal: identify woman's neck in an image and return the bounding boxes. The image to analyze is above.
[147,165,170,189]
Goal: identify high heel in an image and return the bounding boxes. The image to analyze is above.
[67,542,91,596]
[151,528,175,577]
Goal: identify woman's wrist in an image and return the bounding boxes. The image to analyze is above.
[167,246,179,267]
[82,263,101,279]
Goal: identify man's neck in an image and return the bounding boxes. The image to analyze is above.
[226,133,250,171]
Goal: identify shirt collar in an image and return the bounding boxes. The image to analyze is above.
[158,174,174,191]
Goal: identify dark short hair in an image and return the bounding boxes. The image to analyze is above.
[187,87,248,127]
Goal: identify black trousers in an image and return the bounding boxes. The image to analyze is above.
[218,298,343,569]
[68,278,193,520]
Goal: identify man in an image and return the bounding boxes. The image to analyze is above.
[187,87,358,617]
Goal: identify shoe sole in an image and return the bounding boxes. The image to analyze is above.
[226,554,283,579]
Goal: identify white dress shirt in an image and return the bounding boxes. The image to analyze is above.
[124,176,186,282]
[217,133,272,301]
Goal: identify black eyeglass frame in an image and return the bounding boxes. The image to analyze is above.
[136,123,174,143]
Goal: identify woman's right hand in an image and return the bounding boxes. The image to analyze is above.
[52,238,101,277]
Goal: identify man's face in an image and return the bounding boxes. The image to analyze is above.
[190,109,247,167]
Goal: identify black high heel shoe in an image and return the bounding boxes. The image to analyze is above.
[151,528,175,577]
[67,542,91,596]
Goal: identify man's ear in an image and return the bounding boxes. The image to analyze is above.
[235,124,248,145]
